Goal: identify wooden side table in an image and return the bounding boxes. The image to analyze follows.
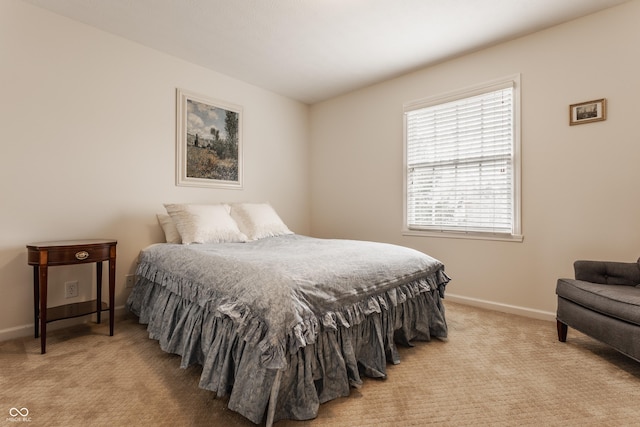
[26,239,117,354]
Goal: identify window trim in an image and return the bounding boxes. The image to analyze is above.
[402,74,522,242]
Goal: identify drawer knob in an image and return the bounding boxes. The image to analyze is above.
[75,251,89,260]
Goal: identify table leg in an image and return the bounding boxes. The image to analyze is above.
[39,264,48,354]
[109,245,116,336]
[96,262,103,324]
[33,266,39,338]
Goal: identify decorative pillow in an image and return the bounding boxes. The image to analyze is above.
[164,203,247,244]
[156,214,181,244]
[230,202,293,240]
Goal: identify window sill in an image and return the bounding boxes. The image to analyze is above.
[402,229,524,242]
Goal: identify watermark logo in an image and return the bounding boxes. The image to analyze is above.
[6,407,31,423]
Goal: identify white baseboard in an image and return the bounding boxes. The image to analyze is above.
[0,305,129,342]
[445,293,556,322]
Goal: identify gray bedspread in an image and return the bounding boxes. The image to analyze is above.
[126,234,449,424]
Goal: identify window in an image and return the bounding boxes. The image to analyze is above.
[403,75,522,241]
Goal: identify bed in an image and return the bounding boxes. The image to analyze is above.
[125,203,449,425]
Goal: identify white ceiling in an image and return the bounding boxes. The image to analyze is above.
[23,0,629,104]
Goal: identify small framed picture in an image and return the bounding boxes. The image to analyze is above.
[176,88,243,189]
[569,98,607,126]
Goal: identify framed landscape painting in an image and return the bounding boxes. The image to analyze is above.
[176,88,243,188]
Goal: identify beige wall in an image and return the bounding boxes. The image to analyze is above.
[0,0,310,339]
[309,1,640,319]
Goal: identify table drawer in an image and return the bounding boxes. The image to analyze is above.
[48,245,111,265]
[27,244,113,266]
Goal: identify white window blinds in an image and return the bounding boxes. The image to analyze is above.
[405,79,519,237]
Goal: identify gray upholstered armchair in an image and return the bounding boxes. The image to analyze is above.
[556,258,640,361]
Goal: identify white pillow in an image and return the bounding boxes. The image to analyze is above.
[230,203,293,240]
[164,203,247,244]
[156,213,181,244]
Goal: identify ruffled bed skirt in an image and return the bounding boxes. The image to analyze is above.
[126,274,449,424]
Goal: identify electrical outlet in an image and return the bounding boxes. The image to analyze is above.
[125,274,135,288]
[64,281,79,298]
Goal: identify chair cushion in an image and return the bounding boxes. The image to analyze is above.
[556,278,640,326]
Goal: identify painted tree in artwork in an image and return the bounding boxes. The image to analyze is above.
[225,111,239,160]
[210,127,220,141]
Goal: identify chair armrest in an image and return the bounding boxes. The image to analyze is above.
[574,259,640,285]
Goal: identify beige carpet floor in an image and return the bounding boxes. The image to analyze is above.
[2,301,640,426]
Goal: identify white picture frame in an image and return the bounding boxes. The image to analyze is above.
[176,88,243,189]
